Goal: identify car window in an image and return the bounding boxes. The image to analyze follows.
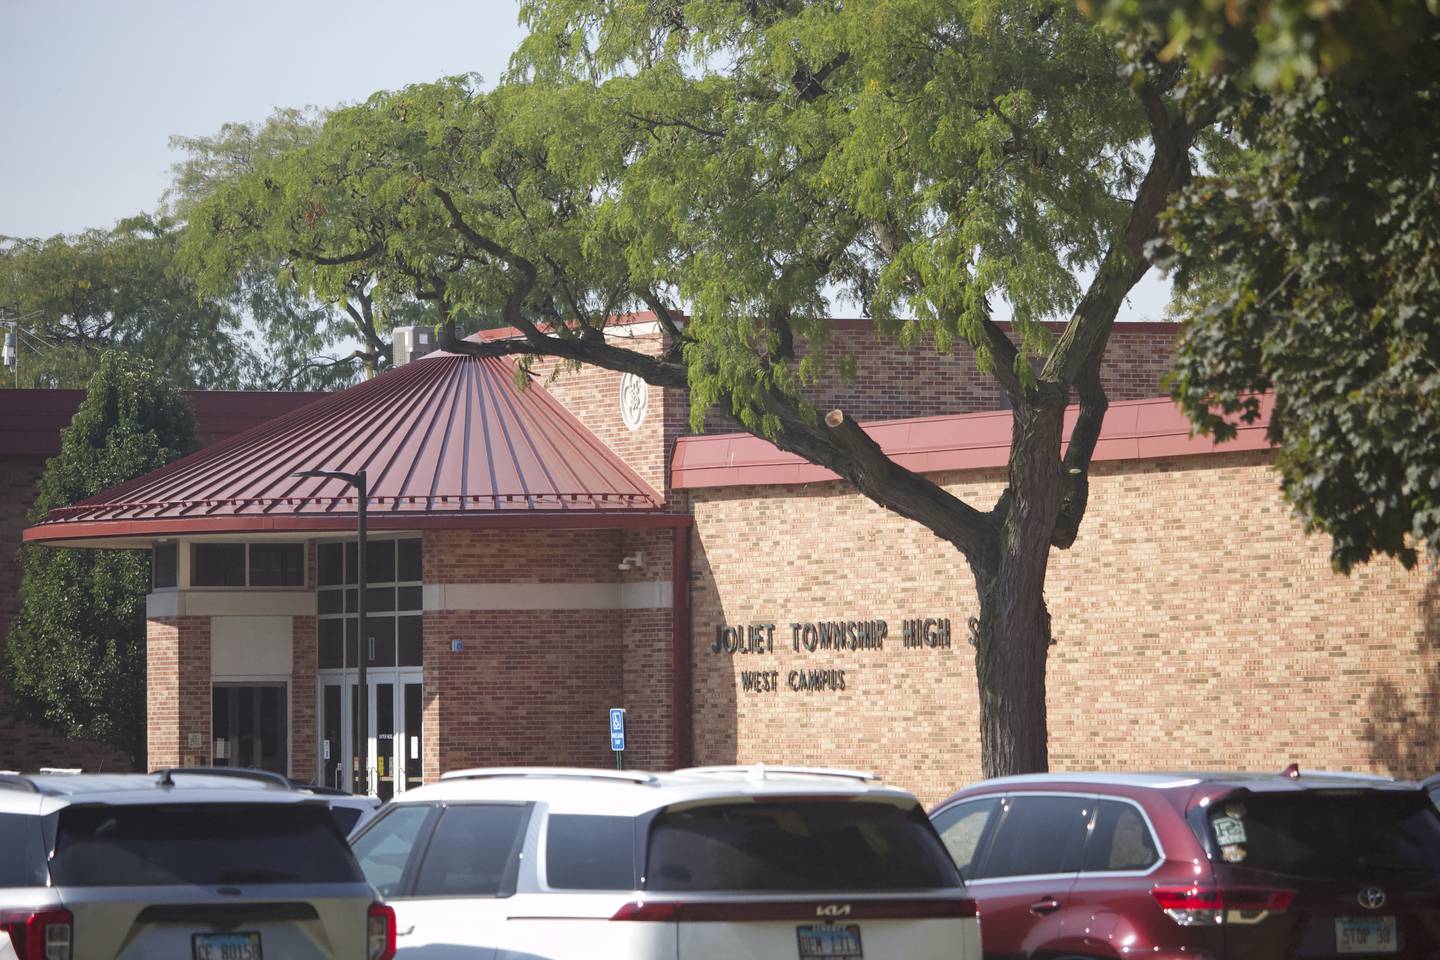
[930,798,1000,879]
[49,803,363,886]
[645,799,960,892]
[972,795,1090,880]
[1082,800,1158,872]
[546,814,636,890]
[412,804,530,898]
[330,805,365,836]
[352,803,434,898]
[0,812,46,887]
[1204,790,1440,880]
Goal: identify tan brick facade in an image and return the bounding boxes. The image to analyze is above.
[688,449,1438,806]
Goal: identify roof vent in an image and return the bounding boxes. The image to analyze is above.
[392,325,437,366]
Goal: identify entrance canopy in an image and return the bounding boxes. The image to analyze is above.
[25,351,664,546]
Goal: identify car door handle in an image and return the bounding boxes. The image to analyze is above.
[1029,898,1062,914]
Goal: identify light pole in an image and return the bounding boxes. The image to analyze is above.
[293,468,369,795]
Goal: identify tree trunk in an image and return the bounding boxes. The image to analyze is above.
[973,398,1066,777]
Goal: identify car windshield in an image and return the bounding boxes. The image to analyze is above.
[50,803,364,886]
[644,798,961,892]
[1205,790,1440,880]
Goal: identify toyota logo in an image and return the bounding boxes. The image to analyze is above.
[1358,888,1387,910]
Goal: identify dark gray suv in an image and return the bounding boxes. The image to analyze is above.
[0,771,394,960]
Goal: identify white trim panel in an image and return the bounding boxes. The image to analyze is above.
[147,590,316,618]
[424,581,672,611]
[211,616,293,678]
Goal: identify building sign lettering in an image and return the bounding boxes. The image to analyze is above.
[713,616,953,695]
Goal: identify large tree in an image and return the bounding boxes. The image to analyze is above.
[182,0,1219,775]
[5,352,198,763]
[1093,0,1439,572]
[0,215,251,389]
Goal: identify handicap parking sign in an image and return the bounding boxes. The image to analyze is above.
[609,708,625,751]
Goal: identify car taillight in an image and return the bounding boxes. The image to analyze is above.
[1151,885,1296,926]
[0,908,73,960]
[366,902,395,960]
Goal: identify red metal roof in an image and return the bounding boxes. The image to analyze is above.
[670,394,1276,489]
[25,352,663,544]
[0,389,326,457]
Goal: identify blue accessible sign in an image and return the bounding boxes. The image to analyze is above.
[609,708,626,752]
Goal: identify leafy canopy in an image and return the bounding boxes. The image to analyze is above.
[6,352,198,761]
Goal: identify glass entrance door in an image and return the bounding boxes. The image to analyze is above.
[318,670,423,798]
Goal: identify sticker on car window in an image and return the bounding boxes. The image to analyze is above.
[1224,802,1246,819]
[1221,844,1247,863]
[1213,816,1247,846]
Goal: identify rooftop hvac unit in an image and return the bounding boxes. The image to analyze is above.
[392,326,437,366]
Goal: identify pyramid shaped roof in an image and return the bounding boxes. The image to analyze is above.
[26,351,664,545]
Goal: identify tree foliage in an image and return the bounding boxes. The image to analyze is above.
[5,352,198,762]
[0,215,251,389]
[183,1,1216,775]
[1161,24,1440,572]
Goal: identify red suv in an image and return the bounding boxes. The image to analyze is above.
[930,770,1440,959]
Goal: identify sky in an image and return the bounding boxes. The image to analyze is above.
[0,0,526,238]
[0,0,1169,320]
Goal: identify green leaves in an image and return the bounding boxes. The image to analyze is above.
[1166,25,1440,571]
[7,352,198,761]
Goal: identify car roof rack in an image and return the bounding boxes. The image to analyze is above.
[680,764,880,783]
[0,774,39,793]
[440,767,659,786]
[150,767,292,789]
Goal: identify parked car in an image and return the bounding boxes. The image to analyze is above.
[929,768,1440,960]
[145,766,383,836]
[349,764,978,959]
[0,769,395,960]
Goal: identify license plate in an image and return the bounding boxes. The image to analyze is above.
[1336,917,1397,954]
[193,932,263,960]
[797,923,863,959]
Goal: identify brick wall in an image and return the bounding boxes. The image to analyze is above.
[688,449,1438,806]
[147,616,212,771]
[291,615,317,783]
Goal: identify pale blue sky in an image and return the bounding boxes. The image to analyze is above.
[1,0,526,238]
[0,0,1169,319]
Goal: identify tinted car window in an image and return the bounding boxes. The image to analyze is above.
[0,812,46,887]
[1083,800,1158,872]
[50,803,362,886]
[546,814,636,890]
[352,804,434,897]
[412,804,530,898]
[973,795,1090,880]
[645,800,960,892]
[1206,791,1440,880]
[330,806,365,836]
[931,798,1000,879]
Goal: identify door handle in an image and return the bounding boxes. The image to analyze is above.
[1029,898,1061,914]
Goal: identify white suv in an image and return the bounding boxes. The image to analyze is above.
[349,765,979,959]
[0,770,394,960]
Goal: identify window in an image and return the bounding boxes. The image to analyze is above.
[152,544,178,589]
[49,804,362,886]
[931,798,1000,879]
[1083,800,1158,872]
[0,812,46,887]
[412,804,530,898]
[212,685,287,774]
[316,538,423,670]
[193,543,246,587]
[249,543,304,586]
[546,815,636,890]
[972,795,1090,880]
[352,804,435,898]
[644,800,960,892]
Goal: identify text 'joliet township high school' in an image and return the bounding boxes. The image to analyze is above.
[15,316,1438,805]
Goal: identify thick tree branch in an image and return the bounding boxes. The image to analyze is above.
[977,314,1024,403]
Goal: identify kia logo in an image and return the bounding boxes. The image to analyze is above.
[816,904,852,917]
[1358,888,1387,910]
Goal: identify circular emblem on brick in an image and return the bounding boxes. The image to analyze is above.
[619,372,648,431]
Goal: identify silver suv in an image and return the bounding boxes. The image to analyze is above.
[0,770,395,960]
[350,765,979,960]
